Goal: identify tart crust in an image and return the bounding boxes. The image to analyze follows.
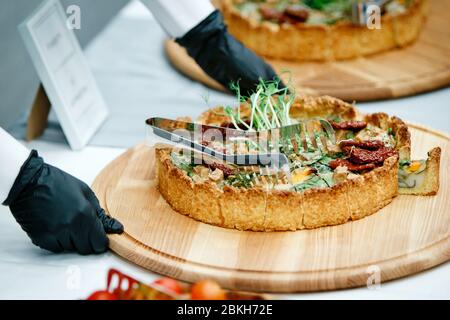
[219,0,428,61]
[156,96,415,231]
[157,147,398,231]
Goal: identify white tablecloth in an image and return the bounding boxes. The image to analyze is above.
[0,1,448,300]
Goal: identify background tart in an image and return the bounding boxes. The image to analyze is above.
[218,0,428,61]
[155,96,421,231]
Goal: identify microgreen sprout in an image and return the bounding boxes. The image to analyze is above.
[225,77,294,132]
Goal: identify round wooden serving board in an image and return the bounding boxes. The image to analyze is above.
[92,124,449,293]
[165,0,450,102]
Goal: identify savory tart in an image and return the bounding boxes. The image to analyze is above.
[219,0,428,61]
[155,81,440,231]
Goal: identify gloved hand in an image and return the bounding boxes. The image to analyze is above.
[176,10,285,96]
[3,150,123,255]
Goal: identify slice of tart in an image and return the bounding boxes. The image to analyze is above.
[398,147,441,196]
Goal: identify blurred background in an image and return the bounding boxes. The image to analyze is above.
[0,0,128,128]
[1,0,449,146]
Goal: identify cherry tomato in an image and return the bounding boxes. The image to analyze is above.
[191,280,226,300]
[112,288,134,300]
[153,278,184,295]
[87,290,118,300]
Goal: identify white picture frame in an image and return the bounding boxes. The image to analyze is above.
[19,0,108,150]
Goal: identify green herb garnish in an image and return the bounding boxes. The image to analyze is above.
[345,131,355,140]
[225,78,293,132]
[171,152,195,176]
[225,172,256,188]
[294,175,327,191]
[399,159,411,167]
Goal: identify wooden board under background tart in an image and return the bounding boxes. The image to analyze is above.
[165,0,450,101]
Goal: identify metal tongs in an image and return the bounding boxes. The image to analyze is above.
[146,117,335,169]
[351,0,392,25]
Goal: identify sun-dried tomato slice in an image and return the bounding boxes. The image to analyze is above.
[329,159,376,172]
[330,121,367,131]
[339,140,384,150]
[284,5,309,22]
[259,6,284,21]
[349,147,398,165]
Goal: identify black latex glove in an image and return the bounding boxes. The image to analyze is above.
[3,150,123,255]
[176,10,285,96]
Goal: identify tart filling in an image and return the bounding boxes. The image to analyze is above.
[399,159,427,189]
[398,147,441,195]
[169,124,399,193]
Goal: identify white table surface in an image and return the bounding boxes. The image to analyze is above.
[0,0,448,300]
